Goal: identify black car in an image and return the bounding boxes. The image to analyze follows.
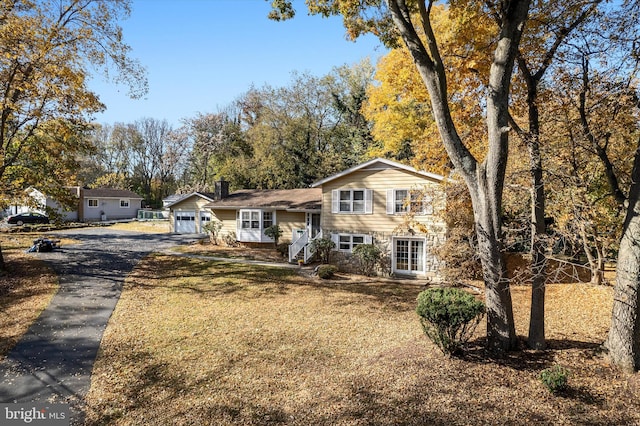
[7,212,50,225]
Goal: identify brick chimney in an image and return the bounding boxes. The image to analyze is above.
[214,178,229,200]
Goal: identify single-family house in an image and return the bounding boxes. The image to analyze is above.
[192,158,446,278]
[310,157,446,278]
[79,188,144,222]
[6,187,79,221]
[7,187,144,222]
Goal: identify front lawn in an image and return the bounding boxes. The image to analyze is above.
[84,253,639,425]
[0,234,59,359]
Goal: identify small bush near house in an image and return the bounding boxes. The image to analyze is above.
[264,224,283,247]
[310,238,335,264]
[203,220,223,245]
[416,287,485,356]
[276,242,289,258]
[540,365,569,394]
[352,243,382,276]
[317,264,337,279]
[222,232,239,247]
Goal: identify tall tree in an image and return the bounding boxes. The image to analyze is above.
[0,0,145,269]
[543,0,640,370]
[509,0,603,349]
[271,0,530,352]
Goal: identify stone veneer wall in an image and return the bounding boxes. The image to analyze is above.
[326,229,444,280]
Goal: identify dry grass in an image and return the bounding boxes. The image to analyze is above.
[0,233,59,360]
[84,251,640,426]
[108,220,171,234]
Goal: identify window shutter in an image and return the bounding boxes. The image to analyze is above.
[386,189,394,215]
[331,190,339,213]
[365,189,373,214]
[364,235,373,244]
[330,233,339,248]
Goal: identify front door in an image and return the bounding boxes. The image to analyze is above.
[307,213,321,238]
[394,238,425,275]
[200,211,212,234]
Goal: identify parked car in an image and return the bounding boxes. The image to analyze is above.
[7,212,50,225]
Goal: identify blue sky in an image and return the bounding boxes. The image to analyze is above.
[89,0,386,127]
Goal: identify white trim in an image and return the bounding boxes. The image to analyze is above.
[87,198,99,208]
[165,192,216,209]
[119,199,130,208]
[387,189,434,215]
[334,188,371,214]
[311,158,445,187]
[332,232,370,253]
[392,236,427,275]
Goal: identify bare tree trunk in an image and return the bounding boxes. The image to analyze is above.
[386,0,529,353]
[526,96,547,350]
[606,144,640,372]
[471,175,517,352]
[579,223,605,285]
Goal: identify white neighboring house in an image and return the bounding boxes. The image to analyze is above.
[6,187,143,222]
[6,187,80,221]
[79,188,144,221]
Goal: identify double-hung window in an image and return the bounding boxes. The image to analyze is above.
[241,210,260,229]
[387,189,432,215]
[262,211,273,229]
[120,199,130,208]
[332,189,372,214]
[331,233,372,253]
[88,199,99,208]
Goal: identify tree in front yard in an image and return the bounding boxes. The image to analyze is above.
[270,0,529,354]
[0,0,146,270]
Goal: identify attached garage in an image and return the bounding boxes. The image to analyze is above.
[174,211,196,233]
[166,192,217,234]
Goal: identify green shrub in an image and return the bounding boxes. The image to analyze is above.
[416,287,485,355]
[540,365,569,394]
[309,238,335,264]
[264,224,283,247]
[276,242,289,257]
[352,243,382,276]
[317,264,338,279]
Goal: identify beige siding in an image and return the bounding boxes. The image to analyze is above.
[210,209,306,243]
[275,211,306,243]
[321,168,445,234]
[211,209,237,236]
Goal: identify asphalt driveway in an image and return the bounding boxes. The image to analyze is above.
[0,228,201,424]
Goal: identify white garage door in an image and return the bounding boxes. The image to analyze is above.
[175,211,196,233]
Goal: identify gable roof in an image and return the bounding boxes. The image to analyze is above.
[205,188,321,211]
[165,192,217,208]
[311,158,445,187]
[83,188,143,199]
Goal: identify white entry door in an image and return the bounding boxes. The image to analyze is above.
[175,211,196,233]
[200,211,212,234]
